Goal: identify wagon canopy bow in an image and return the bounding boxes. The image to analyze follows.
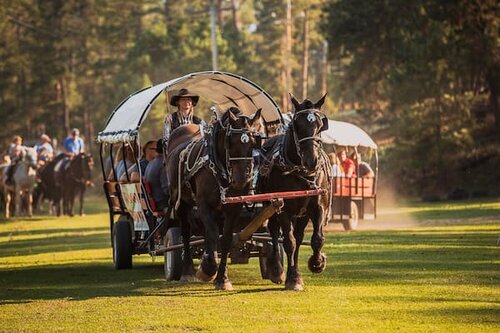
[97,71,283,143]
[320,120,377,149]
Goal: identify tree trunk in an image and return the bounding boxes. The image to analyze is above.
[434,96,447,192]
[281,35,288,112]
[217,0,224,28]
[321,41,329,97]
[231,0,240,32]
[486,66,500,130]
[56,77,69,135]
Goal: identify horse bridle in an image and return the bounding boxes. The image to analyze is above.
[68,155,91,184]
[223,124,261,184]
[291,108,328,160]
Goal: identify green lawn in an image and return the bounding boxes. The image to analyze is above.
[0,196,499,332]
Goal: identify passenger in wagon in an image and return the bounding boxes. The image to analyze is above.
[328,152,345,177]
[351,152,375,178]
[143,139,168,210]
[119,140,157,182]
[111,143,135,181]
[163,88,206,145]
[338,150,356,178]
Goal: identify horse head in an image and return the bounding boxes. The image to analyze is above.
[216,107,262,191]
[71,153,93,185]
[289,93,328,171]
[22,146,38,170]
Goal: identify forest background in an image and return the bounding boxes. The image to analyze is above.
[0,0,498,199]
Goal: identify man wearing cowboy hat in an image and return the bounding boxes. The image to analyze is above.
[163,88,205,143]
[35,134,54,163]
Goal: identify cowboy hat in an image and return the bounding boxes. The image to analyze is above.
[169,88,199,107]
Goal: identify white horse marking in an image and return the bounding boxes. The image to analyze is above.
[307,113,316,123]
[240,133,250,143]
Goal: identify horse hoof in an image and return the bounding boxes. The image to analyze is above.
[285,280,304,291]
[180,275,197,282]
[269,272,285,284]
[215,280,233,291]
[196,268,216,282]
[308,253,327,273]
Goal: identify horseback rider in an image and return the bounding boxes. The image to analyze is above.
[5,135,25,185]
[35,134,54,165]
[63,128,85,157]
[163,88,205,145]
[54,128,85,173]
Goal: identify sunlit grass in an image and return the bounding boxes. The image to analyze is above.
[0,197,499,332]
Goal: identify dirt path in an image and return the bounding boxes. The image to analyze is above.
[324,214,499,232]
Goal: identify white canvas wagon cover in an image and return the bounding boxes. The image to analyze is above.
[321,119,377,149]
[97,71,282,143]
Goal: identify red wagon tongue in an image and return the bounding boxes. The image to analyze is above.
[222,188,325,204]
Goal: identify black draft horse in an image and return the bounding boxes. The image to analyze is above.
[257,94,331,290]
[166,107,262,290]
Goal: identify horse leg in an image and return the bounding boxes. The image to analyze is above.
[69,188,75,217]
[308,204,327,273]
[281,214,303,291]
[196,203,219,282]
[214,208,239,290]
[62,187,67,215]
[266,214,285,284]
[178,202,196,282]
[5,190,11,219]
[27,189,33,217]
[79,186,85,216]
[14,187,22,217]
[56,198,61,217]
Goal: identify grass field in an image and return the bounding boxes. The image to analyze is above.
[0,195,499,332]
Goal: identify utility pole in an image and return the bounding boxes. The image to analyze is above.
[301,9,309,100]
[210,0,218,70]
[285,0,292,96]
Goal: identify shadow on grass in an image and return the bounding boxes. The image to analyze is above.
[298,228,500,288]
[0,227,107,238]
[0,263,284,304]
[0,232,109,258]
[1,221,498,304]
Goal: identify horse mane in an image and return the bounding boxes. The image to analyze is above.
[219,107,243,125]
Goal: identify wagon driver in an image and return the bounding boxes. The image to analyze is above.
[163,88,205,144]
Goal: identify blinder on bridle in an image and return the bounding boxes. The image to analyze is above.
[224,126,261,165]
[213,109,262,184]
[292,108,328,147]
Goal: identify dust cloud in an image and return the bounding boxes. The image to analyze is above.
[324,181,420,232]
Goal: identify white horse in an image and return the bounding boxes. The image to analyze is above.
[2,147,38,219]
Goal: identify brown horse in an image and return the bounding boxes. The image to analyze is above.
[257,94,331,290]
[166,107,262,290]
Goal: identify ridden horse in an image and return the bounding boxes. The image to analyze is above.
[166,107,262,290]
[57,153,94,216]
[37,154,66,215]
[2,147,38,219]
[257,94,331,290]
